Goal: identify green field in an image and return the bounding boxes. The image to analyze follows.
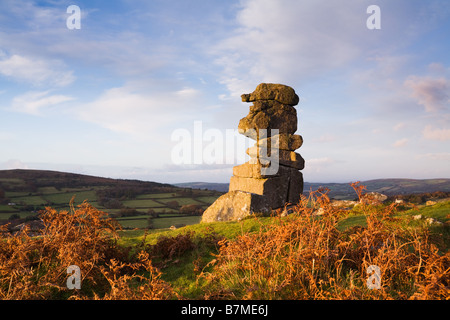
[44,190,98,204]
[158,197,205,206]
[152,215,201,229]
[0,204,19,213]
[13,195,46,205]
[0,171,222,230]
[3,188,220,229]
[122,199,166,208]
[137,193,177,199]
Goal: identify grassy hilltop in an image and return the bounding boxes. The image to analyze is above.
[0,170,449,300]
[0,183,448,300]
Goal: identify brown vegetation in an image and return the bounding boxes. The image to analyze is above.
[0,183,448,300]
[0,198,175,300]
[200,182,449,299]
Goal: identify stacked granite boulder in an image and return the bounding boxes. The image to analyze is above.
[201,83,304,223]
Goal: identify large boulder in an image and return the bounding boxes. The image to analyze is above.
[256,134,303,151]
[286,168,303,204]
[229,175,290,208]
[233,161,290,178]
[238,102,297,140]
[241,83,300,106]
[201,190,271,223]
[360,192,388,205]
[246,146,305,170]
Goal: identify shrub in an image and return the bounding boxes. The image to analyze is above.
[180,204,204,215]
[200,183,450,300]
[0,198,175,300]
[8,213,20,221]
[166,200,180,209]
[117,208,140,217]
[151,232,196,260]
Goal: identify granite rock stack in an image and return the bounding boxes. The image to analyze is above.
[201,83,304,223]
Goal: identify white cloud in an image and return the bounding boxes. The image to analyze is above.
[417,153,450,161]
[422,125,450,141]
[428,62,447,74]
[0,54,75,87]
[304,157,335,173]
[10,91,74,115]
[404,76,450,112]
[211,0,383,97]
[392,138,408,148]
[393,122,406,131]
[312,134,336,143]
[75,85,204,137]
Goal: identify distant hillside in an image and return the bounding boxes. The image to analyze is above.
[0,169,172,191]
[305,179,450,200]
[0,169,223,230]
[174,182,230,192]
[176,178,450,200]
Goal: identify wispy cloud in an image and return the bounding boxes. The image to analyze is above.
[0,53,75,87]
[10,91,74,115]
[422,125,450,141]
[0,0,449,182]
[392,138,408,148]
[211,0,370,97]
[304,157,335,173]
[417,153,450,161]
[393,122,406,131]
[312,134,336,143]
[404,76,450,112]
[74,85,204,136]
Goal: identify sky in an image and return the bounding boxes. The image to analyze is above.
[0,0,449,184]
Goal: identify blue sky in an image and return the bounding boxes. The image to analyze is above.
[0,0,449,183]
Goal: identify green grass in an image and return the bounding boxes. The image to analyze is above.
[336,201,450,231]
[126,216,287,298]
[116,215,202,230]
[137,193,178,199]
[121,199,166,208]
[47,190,98,204]
[158,213,184,217]
[153,208,179,213]
[337,213,368,230]
[158,197,204,206]
[5,191,31,198]
[401,201,450,221]
[122,216,273,247]
[0,177,220,232]
[152,216,201,229]
[37,186,62,194]
[0,204,19,213]
[195,196,221,204]
[115,215,275,298]
[116,217,149,229]
[115,201,450,298]
[13,195,46,206]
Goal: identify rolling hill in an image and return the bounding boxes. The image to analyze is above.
[0,169,223,230]
[175,178,450,200]
[2,169,449,231]
[174,182,230,192]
